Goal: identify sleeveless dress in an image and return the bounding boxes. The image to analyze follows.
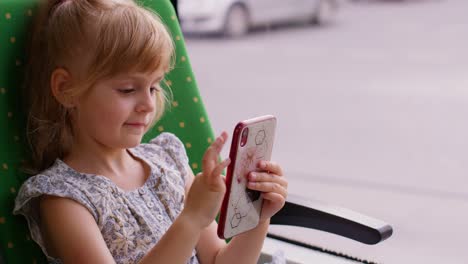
[13,133,199,264]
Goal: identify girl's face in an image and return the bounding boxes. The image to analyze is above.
[72,69,165,150]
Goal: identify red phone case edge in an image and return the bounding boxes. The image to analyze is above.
[217,122,243,239]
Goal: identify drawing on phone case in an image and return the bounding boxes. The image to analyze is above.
[229,127,271,230]
[218,115,276,239]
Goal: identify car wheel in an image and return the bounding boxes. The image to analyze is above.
[311,0,336,25]
[223,5,249,38]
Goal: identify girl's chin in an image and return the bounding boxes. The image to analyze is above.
[121,135,144,147]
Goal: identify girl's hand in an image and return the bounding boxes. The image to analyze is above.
[183,132,230,230]
[247,161,288,223]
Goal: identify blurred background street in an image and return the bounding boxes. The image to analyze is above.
[183,0,468,263]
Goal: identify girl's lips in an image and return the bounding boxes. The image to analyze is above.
[125,121,147,125]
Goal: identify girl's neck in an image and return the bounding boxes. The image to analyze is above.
[63,141,136,179]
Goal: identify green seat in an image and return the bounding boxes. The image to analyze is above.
[0,0,213,263]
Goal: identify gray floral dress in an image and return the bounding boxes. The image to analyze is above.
[14,133,199,264]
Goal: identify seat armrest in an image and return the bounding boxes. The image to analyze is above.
[270,194,393,245]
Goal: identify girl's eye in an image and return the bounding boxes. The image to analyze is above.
[150,86,161,94]
[118,88,135,94]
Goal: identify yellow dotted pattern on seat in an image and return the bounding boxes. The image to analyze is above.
[185,142,192,149]
[179,122,185,128]
[186,76,192,82]
[193,97,199,103]
[200,117,205,123]
[158,126,164,132]
[207,137,213,143]
[181,56,186,62]
[172,101,178,107]
[1,5,41,263]
[191,163,198,169]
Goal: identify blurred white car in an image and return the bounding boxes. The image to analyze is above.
[179,0,338,37]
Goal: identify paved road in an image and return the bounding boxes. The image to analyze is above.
[185,0,468,263]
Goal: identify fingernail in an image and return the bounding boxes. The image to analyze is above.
[250,172,256,180]
[259,161,266,168]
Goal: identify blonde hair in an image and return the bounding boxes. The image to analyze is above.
[25,0,175,173]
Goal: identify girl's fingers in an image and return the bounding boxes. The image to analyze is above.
[261,192,286,205]
[258,161,283,176]
[247,181,287,198]
[248,172,288,188]
[207,158,230,190]
[202,132,228,173]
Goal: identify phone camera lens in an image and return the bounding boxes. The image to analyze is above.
[240,127,249,147]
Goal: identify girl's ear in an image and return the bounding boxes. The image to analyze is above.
[50,68,76,108]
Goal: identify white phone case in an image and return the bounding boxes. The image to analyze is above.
[218,115,277,239]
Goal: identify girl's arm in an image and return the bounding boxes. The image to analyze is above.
[193,158,288,264]
[196,217,270,264]
[39,179,214,264]
[140,133,232,264]
[138,210,202,264]
[39,184,206,264]
[39,195,116,263]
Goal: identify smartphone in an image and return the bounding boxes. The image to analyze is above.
[217,115,277,239]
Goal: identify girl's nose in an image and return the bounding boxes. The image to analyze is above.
[135,90,155,113]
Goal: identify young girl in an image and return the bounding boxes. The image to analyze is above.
[13,0,288,263]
